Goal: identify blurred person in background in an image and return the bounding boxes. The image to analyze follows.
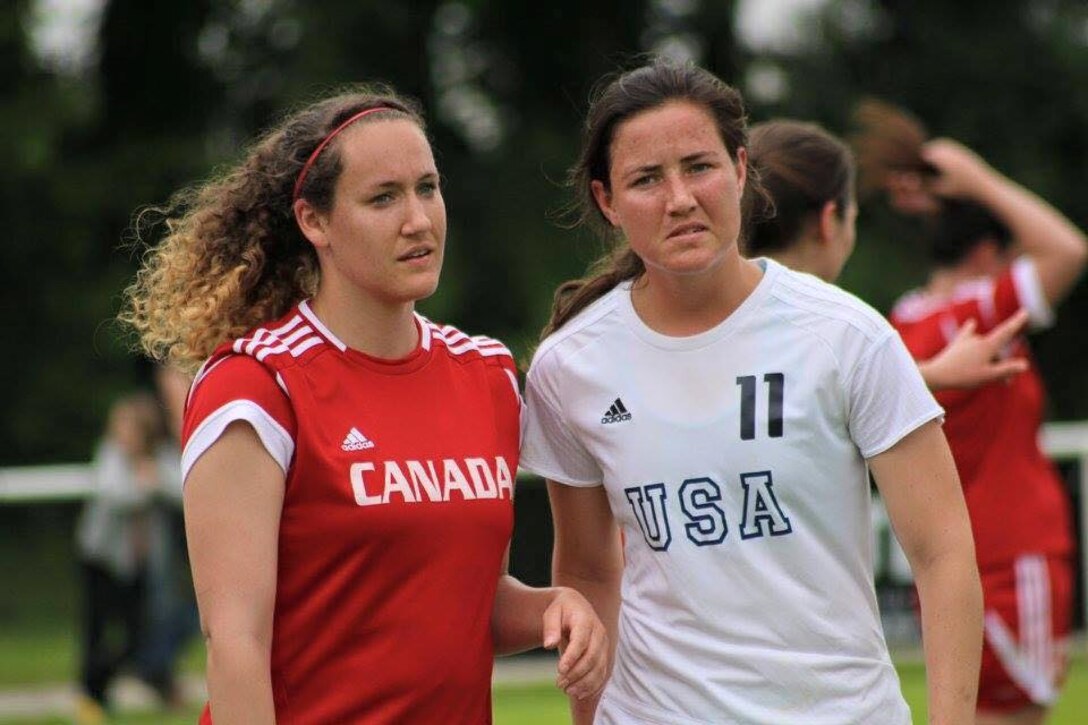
[854,99,1087,725]
[121,84,607,723]
[746,118,1032,391]
[521,60,981,725]
[131,364,197,708]
[75,391,178,722]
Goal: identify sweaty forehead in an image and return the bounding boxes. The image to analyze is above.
[609,101,725,173]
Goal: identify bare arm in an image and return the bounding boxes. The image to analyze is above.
[490,560,608,701]
[185,421,284,724]
[547,481,624,725]
[868,420,982,724]
[923,140,1088,305]
[917,309,1029,391]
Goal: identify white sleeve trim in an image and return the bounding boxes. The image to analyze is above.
[861,408,945,460]
[517,462,602,488]
[1012,257,1055,329]
[181,400,294,483]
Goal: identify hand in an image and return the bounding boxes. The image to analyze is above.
[885,139,996,216]
[542,587,609,701]
[922,310,1030,391]
[918,139,995,200]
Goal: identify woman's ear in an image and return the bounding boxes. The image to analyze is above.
[294,198,330,249]
[734,146,748,193]
[591,180,619,227]
[817,200,839,247]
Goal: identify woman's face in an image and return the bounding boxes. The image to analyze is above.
[300,118,447,309]
[109,403,150,457]
[591,100,747,281]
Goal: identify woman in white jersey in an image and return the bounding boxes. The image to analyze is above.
[520,60,982,724]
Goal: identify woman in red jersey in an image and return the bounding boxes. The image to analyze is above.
[746,118,1032,391]
[853,100,1087,725]
[122,85,608,724]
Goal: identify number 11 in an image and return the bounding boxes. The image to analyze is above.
[737,373,784,440]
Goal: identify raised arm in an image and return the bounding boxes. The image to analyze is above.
[920,140,1088,306]
[547,481,624,725]
[868,420,982,724]
[184,421,284,724]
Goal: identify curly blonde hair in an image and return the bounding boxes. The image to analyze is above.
[121,84,425,373]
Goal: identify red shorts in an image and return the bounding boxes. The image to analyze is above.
[978,554,1073,713]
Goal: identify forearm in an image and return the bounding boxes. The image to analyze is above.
[491,575,561,655]
[204,631,276,723]
[971,171,1084,259]
[553,569,621,725]
[968,169,1086,303]
[912,549,982,724]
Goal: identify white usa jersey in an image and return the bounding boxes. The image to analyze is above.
[521,258,942,724]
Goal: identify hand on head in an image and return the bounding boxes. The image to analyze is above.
[886,139,994,217]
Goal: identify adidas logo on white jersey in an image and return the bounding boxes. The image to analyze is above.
[341,427,375,451]
[601,398,632,424]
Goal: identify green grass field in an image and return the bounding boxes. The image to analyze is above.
[1,650,1086,724]
[3,509,1086,722]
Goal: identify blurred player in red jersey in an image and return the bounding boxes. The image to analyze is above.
[121,85,608,724]
[854,100,1087,725]
[746,118,1032,392]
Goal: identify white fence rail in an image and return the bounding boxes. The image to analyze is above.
[5,422,1088,625]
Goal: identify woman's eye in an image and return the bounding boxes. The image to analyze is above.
[370,192,395,205]
[418,181,439,197]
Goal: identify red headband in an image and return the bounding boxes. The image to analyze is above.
[292,106,392,203]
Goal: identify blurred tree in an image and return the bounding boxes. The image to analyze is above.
[5,0,1086,467]
[0,0,221,465]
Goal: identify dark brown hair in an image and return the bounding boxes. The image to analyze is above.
[542,59,764,339]
[746,119,855,256]
[849,98,1008,267]
[849,97,932,199]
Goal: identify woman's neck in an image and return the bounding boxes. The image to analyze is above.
[631,255,763,336]
[310,287,419,359]
[767,242,818,280]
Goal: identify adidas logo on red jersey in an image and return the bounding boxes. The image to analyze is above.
[341,427,375,451]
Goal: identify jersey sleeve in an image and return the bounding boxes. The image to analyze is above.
[952,258,1053,334]
[520,362,603,487]
[847,331,945,459]
[181,354,297,483]
[1008,256,1054,329]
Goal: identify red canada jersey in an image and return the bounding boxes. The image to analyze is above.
[182,301,520,724]
[890,259,1073,571]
